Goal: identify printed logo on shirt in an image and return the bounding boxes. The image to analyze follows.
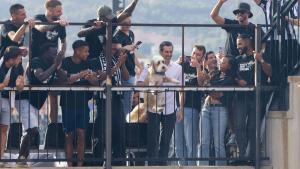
[184,73,197,82]
[46,30,59,41]
[239,60,255,72]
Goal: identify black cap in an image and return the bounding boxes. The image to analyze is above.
[233,2,253,18]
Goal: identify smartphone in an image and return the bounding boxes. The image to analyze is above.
[135,41,142,48]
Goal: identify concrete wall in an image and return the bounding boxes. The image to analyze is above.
[267,76,300,169]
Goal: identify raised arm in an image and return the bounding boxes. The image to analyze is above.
[8,20,35,43]
[210,0,227,25]
[77,20,106,37]
[117,0,139,22]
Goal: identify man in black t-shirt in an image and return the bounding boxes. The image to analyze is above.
[174,45,205,166]
[113,10,143,116]
[17,43,65,166]
[77,0,139,60]
[32,0,68,124]
[0,46,24,162]
[0,4,35,57]
[90,39,129,165]
[210,1,261,57]
[234,34,272,163]
[59,40,97,167]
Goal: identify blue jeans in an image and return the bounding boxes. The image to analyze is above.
[122,75,135,115]
[198,105,228,166]
[175,107,199,166]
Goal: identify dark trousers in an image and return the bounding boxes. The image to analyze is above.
[147,111,176,166]
[93,95,125,164]
[234,93,256,159]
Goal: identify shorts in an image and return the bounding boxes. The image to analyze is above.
[61,106,90,133]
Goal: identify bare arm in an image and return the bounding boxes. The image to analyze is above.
[117,0,139,22]
[35,20,68,32]
[60,38,67,54]
[7,19,34,43]
[210,0,227,25]
[78,21,106,37]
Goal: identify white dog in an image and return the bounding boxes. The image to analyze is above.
[127,56,179,123]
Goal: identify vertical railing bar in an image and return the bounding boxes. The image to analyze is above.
[255,24,262,169]
[105,21,113,169]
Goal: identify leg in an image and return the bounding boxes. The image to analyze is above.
[198,106,211,166]
[93,98,105,164]
[0,98,11,159]
[211,107,228,166]
[184,108,199,166]
[65,132,74,167]
[111,96,125,165]
[174,111,186,166]
[16,100,39,159]
[49,92,58,123]
[234,94,248,157]
[158,113,176,166]
[0,125,8,159]
[246,99,256,160]
[122,76,135,115]
[76,129,85,166]
[147,112,160,166]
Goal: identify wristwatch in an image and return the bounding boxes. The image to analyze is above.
[260,59,265,64]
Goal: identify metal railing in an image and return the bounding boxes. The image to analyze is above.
[0,18,297,169]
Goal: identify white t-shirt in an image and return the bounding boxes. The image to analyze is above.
[138,61,183,115]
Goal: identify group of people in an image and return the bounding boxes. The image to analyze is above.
[0,0,298,167]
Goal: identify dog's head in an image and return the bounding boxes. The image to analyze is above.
[150,56,168,74]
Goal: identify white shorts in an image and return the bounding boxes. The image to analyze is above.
[0,98,39,130]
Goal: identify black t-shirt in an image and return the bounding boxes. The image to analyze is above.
[89,53,122,86]
[222,19,256,57]
[0,20,23,56]
[210,70,235,106]
[82,18,118,60]
[0,62,25,99]
[60,57,93,111]
[27,57,56,109]
[182,61,202,111]
[235,54,269,86]
[31,14,66,58]
[113,29,136,76]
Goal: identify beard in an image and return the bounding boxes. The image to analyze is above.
[239,47,248,55]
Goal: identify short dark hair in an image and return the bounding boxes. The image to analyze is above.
[45,0,62,9]
[159,41,173,52]
[9,4,24,15]
[194,45,206,54]
[39,43,57,55]
[224,54,236,75]
[3,46,21,61]
[72,40,88,50]
[237,33,254,48]
[205,51,215,60]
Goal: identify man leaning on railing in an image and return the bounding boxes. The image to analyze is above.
[232,34,272,165]
[0,46,25,167]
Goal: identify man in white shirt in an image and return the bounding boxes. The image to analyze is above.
[137,41,184,165]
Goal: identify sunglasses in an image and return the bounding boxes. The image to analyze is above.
[237,10,248,15]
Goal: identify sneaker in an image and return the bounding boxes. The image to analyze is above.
[16,156,28,168]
